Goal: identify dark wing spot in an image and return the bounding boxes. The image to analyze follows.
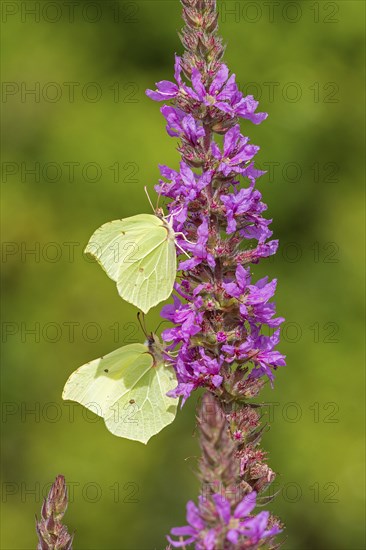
[104,369,109,373]
[121,231,125,235]
[139,267,144,272]
[129,399,135,404]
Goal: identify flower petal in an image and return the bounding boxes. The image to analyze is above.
[234,491,257,518]
[212,493,231,524]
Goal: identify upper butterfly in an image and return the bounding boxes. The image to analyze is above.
[85,213,177,314]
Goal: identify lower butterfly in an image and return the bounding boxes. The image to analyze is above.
[62,336,178,444]
[85,213,177,314]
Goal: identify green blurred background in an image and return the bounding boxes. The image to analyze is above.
[1,1,365,548]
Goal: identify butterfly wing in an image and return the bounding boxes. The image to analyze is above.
[85,214,177,313]
[104,359,178,444]
[62,343,178,444]
[117,225,177,314]
[62,344,149,417]
[84,214,163,281]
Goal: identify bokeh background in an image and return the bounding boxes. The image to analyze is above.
[1,1,365,548]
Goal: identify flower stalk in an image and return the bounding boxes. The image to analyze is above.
[36,475,73,550]
[146,0,286,547]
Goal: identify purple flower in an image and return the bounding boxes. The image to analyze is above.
[254,240,280,259]
[224,271,285,328]
[212,491,257,545]
[167,347,223,405]
[185,64,234,107]
[235,94,268,125]
[223,264,250,299]
[242,162,267,186]
[179,218,215,270]
[249,329,287,382]
[162,300,203,346]
[146,55,182,101]
[250,302,285,328]
[221,185,263,234]
[179,163,212,201]
[211,125,260,176]
[238,240,279,264]
[185,66,268,124]
[160,294,183,322]
[161,105,205,144]
[223,328,286,383]
[241,511,282,544]
[146,55,267,125]
[157,162,212,203]
[239,215,273,244]
[216,331,227,343]
[167,500,207,548]
[104,1,288,545]
[168,491,281,548]
[246,277,278,304]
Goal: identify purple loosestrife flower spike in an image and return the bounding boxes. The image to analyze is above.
[36,475,73,550]
[147,0,286,547]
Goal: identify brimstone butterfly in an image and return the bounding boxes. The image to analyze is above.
[85,213,177,313]
[62,335,178,444]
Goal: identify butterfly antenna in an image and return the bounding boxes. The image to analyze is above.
[154,320,170,333]
[137,311,149,339]
[156,187,162,210]
[144,186,156,214]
